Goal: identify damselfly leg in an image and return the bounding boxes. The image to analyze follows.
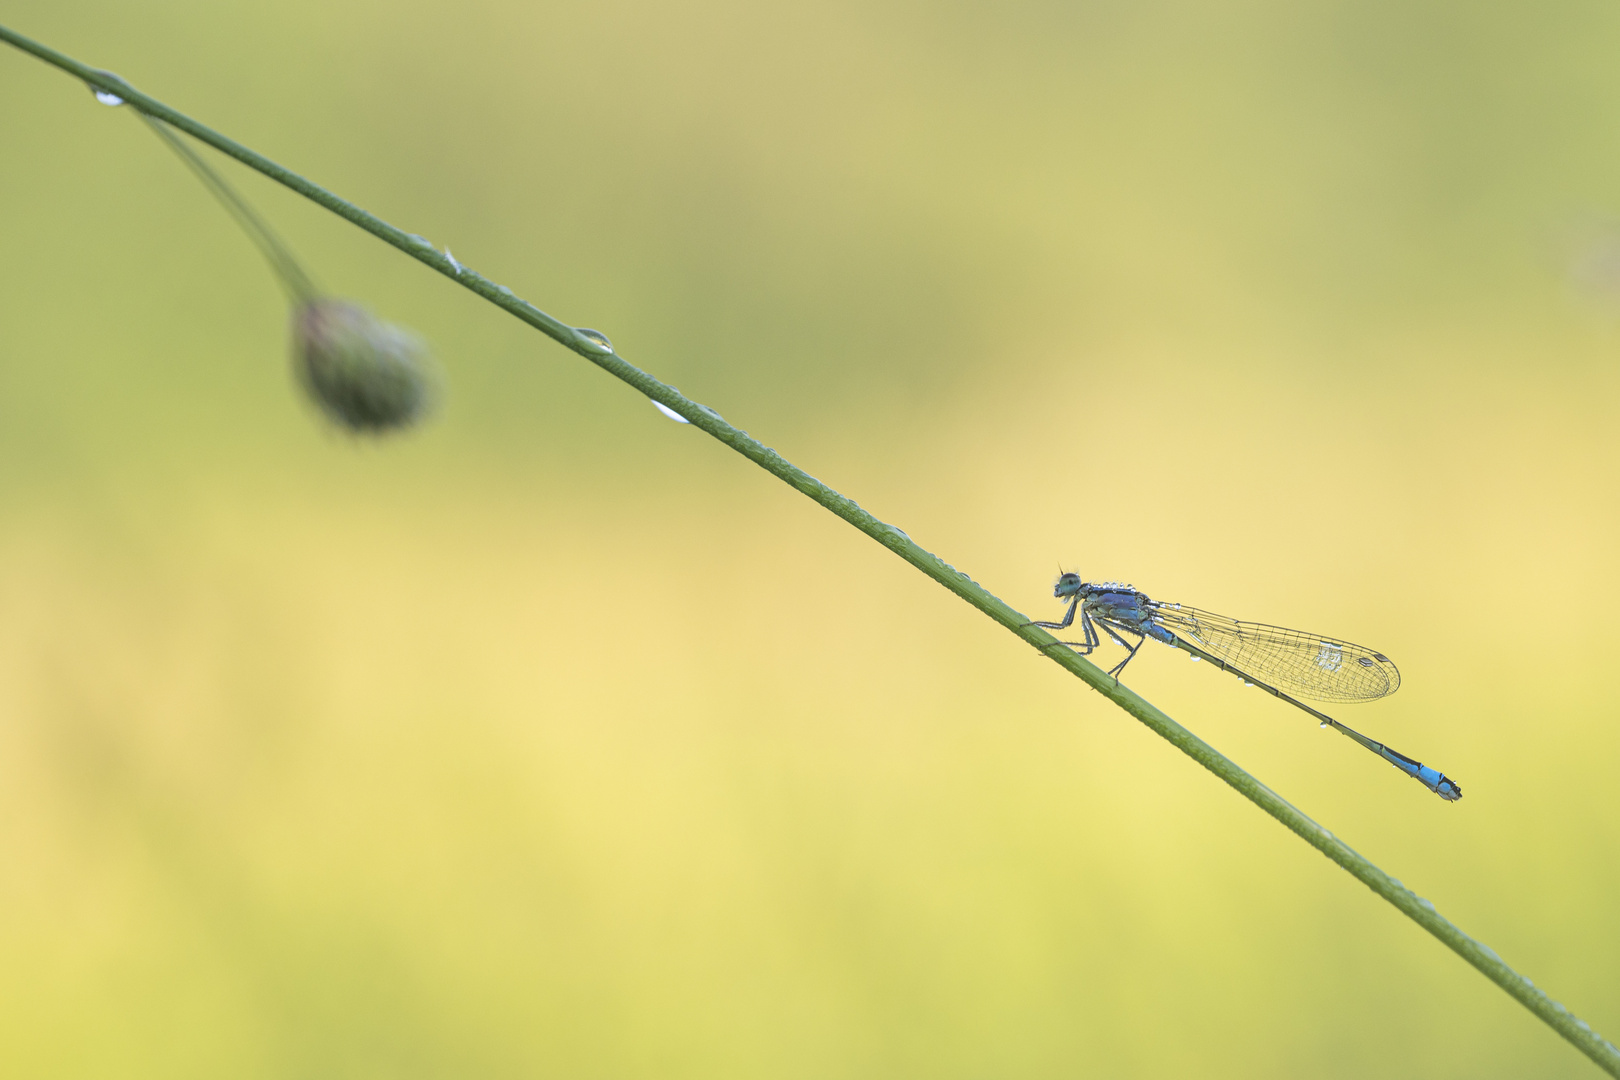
[1094,618,1146,679]
[1025,604,1144,684]
[1039,606,1101,656]
[1024,598,1078,632]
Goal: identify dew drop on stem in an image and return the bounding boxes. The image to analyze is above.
[651,400,689,423]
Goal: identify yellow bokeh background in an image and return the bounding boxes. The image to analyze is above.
[3,2,1619,1075]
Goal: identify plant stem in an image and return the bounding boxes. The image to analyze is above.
[3,22,1616,1077]
[136,111,317,303]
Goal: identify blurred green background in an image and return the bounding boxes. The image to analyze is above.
[2,1,1619,1076]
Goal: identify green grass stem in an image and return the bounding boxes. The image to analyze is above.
[3,23,1616,1076]
[135,110,317,302]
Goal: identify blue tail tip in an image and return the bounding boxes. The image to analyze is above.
[1391,756,1463,802]
[1420,766,1462,802]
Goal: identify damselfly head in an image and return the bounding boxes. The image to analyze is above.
[1053,572,1084,598]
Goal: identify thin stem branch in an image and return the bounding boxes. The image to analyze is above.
[3,22,1615,1077]
[137,112,317,302]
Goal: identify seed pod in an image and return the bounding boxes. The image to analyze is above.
[292,299,436,433]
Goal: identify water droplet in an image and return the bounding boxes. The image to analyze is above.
[887,525,911,542]
[651,400,689,423]
[574,327,613,353]
[1418,898,1436,912]
[405,233,433,249]
[1319,721,1329,728]
[496,285,514,296]
[91,88,125,107]
[1189,656,1201,662]
[1576,1019,1592,1032]
[443,248,463,275]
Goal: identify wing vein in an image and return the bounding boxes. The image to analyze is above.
[1150,604,1400,702]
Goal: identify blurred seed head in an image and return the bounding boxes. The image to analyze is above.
[292,299,436,434]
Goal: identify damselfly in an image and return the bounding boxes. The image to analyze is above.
[1030,572,1461,802]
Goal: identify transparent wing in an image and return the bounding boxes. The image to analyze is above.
[1149,603,1400,703]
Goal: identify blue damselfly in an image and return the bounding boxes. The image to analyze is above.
[1031,572,1461,801]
